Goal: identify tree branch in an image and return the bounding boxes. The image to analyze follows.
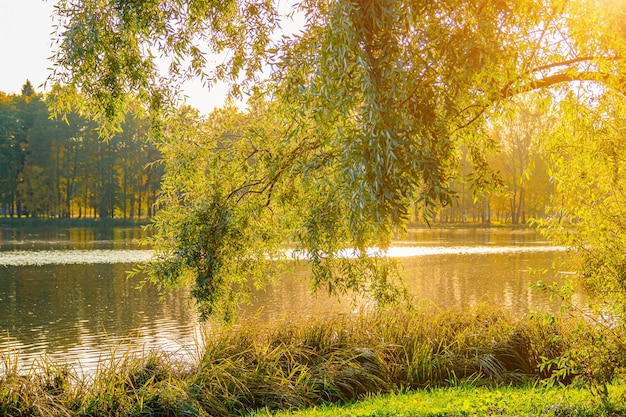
[453,105,488,133]
[498,71,619,99]
[457,67,623,131]
[528,56,603,74]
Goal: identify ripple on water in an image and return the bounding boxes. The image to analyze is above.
[285,245,566,259]
[381,245,566,257]
[0,320,204,376]
[0,246,566,266]
[0,250,154,266]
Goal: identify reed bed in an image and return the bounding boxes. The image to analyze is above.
[0,305,606,416]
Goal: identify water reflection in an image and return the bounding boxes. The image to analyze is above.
[0,226,577,373]
[400,250,576,313]
[403,226,550,246]
[245,248,575,322]
[0,227,149,251]
[0,263,198,372]
[0,250,153,266]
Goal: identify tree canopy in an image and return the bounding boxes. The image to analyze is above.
[51,0,626,320]
[0,82,162,219]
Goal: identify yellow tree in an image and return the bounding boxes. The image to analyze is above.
[487,94,555,224]
[51,0,626,318]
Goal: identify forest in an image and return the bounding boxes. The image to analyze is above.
[1,81,552,224]
[0,80,162,219]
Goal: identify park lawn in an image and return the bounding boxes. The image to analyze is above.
[252,384,626,417]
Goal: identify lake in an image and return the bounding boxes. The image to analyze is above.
[0,226,575,373]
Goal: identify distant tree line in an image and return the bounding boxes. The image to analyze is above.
[430,95,555,225]
[0,81,162,219]
[1,80,553,224]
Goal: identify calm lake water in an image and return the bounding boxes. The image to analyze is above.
[0,226,574,373]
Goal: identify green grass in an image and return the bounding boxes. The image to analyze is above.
[252,385,626,417]
[1,305,625,416]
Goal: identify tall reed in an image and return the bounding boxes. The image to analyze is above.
[0,305,597,416]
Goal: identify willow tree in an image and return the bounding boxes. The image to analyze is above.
[51,0,626,319]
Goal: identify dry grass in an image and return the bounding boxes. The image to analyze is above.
[0,305,602,416]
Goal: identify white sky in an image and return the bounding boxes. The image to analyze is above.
[0,0,56,96]
[0,1,302,114]
[0,0,228,114]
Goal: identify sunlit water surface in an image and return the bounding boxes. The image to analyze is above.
[0,226,575,373]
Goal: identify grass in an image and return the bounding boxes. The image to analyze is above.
[252,385,626,417]
[1,305,624,416]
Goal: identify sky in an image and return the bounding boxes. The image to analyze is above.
[0,0,56,96]
[0,0,227,114]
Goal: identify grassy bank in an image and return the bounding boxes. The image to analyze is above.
[253,385,626,417]
[1,305,624,416]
